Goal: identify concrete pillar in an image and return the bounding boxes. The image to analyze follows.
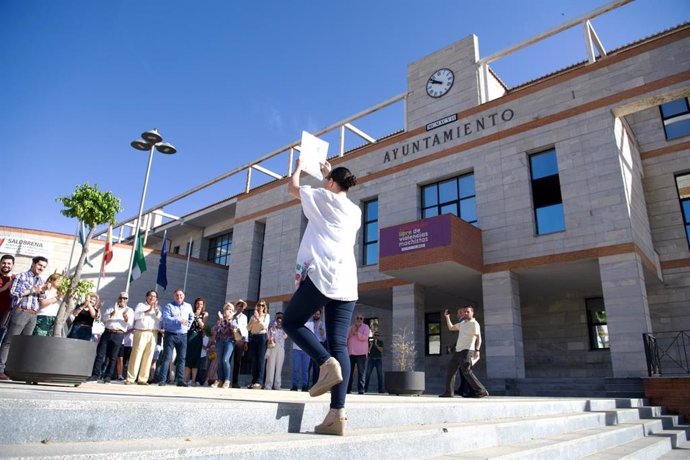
[482,270,525,379]
[225,220,265,302]
[391,283,425,371]
[599,252,651,377]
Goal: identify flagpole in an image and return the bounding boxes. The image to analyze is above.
[183,237,192,292]
[66,222,80,276]
[125,143,156,295]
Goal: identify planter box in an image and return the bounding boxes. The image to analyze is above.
[6,335,97,385]
[385,370,425,395]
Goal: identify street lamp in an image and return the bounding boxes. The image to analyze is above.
[124,128,177,294]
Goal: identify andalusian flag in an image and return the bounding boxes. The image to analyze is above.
[130,230,146,282]
[100,225,113,277]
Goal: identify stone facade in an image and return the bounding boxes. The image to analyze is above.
[152,25,690,390]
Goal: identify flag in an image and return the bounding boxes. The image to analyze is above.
[130,230,147,282]
[156,230,168,290]
[100,225,113,277]
[79,222,94,268]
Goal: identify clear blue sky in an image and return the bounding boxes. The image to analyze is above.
[1,0,688,236]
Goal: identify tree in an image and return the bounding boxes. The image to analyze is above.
[54,183,122,337]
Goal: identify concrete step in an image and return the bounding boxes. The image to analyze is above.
[434,421,663,460]
[0,383,605,445]
[581,428,689,459]
[0,413,638,460]
[499,378,645,398]
[1,382,687,459]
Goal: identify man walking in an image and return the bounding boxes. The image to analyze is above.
[0,255,16,348]
[0,256,48,380]
[159,289,193,387]
[88,292,133,383]
[439,306,489,398]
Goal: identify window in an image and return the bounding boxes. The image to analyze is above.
[529,148,565,235]
[363,199,379,265]
[586,298,609,350]
[660,98,690,140]
[425,312,441,356]
[676,173,690,248]
[422,173,477,226]
[207,232,232,266]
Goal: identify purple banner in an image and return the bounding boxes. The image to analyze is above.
[380,214,452,257]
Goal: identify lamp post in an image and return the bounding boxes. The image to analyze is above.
[124,128,177,294]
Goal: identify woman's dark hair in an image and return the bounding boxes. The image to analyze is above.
[194,297,206,312]
[328,166,357,191]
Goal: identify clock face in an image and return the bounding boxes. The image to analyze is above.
[426,68,454,98]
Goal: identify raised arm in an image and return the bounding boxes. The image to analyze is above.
[288,159,304,200]
[444,309,459,332]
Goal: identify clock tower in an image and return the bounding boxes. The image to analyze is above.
[406,34,492,130]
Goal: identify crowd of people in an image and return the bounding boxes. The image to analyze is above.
[0,253,389,395]
[0,160,489,437]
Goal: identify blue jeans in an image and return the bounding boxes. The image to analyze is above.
[347,355,366,394]
[283,276,356,409]
[216,339,235,382]
[365,358,384,393]
[249,333,268,385]
[160,332,188,384]
[291,349,310,388]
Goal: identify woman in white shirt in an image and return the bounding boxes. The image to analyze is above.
[247,300,270,389]
[283,159,361,436]
[33,273,63,336]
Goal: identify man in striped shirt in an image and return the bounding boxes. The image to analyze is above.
[0,256,48,380]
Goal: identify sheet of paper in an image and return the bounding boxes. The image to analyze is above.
[299,131,329,180]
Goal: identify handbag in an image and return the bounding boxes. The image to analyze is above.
[233,328,243,341]
[207,350,217,361]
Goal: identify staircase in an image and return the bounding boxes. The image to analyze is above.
[0,382,688,459]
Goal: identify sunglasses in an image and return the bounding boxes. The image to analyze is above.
[356,316,363,320]
[119,297,128,300]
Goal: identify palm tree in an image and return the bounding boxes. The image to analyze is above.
[54,183,122,337]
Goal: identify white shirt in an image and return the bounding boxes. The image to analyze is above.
[102,304,134,332]
[295,186,361,301]
[234,312,248,341]
[37,287,60,317]
[455,318,480,352]
[133,302,161,330]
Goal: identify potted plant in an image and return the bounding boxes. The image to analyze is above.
[5,183,122,385]
[385,325,425,395]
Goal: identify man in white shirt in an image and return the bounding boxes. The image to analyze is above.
[439,306,489,398]
[125,290,161,385]
[88,292,134,383]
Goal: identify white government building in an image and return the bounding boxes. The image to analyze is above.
[3,2,689,393]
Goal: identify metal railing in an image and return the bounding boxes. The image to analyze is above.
[643,331,690,376]
[98,0,634,243]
